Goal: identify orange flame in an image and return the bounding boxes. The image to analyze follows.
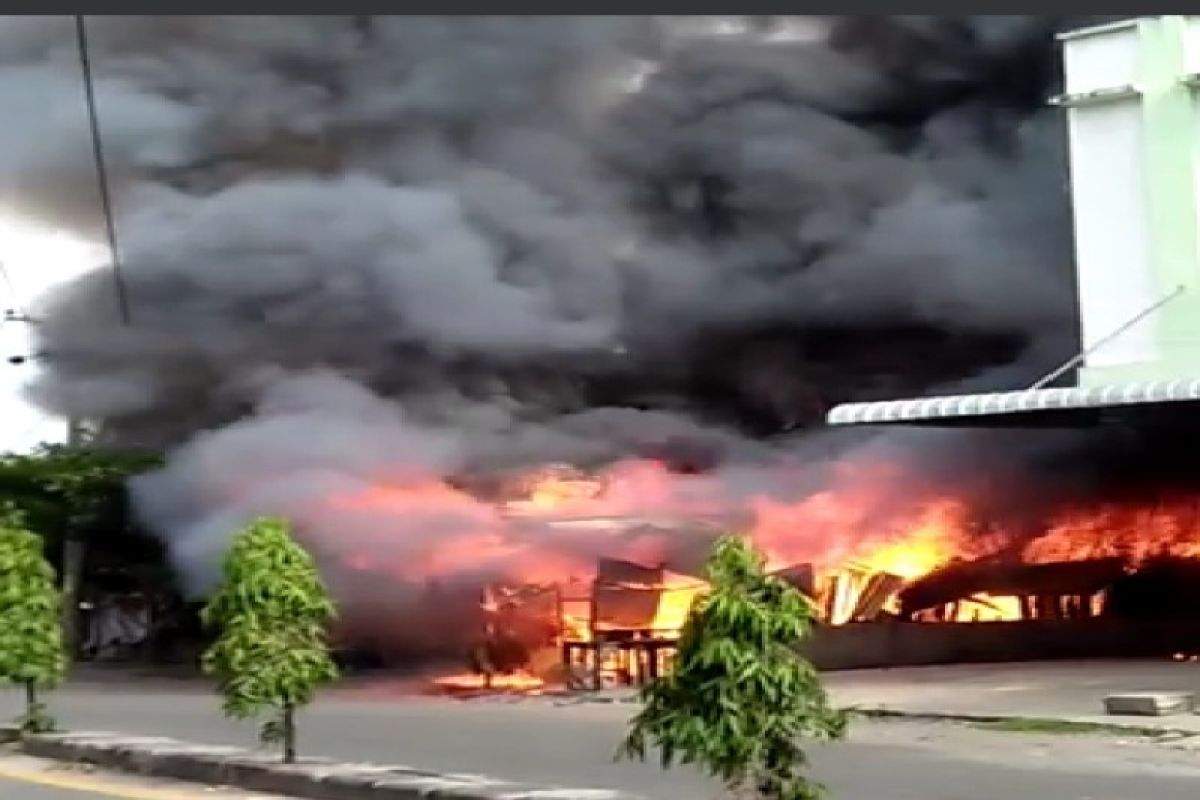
[432,672,545,693]
[325,457,1200,640]
[648,572,708,633]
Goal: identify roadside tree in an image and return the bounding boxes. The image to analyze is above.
[0,504,67,733]
[201,516,339,763]
[619,535,847,799]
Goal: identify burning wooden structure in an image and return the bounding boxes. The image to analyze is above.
[464,555,840,690]
[456,546,1169,694]
[898,557,1127,622]
[558,558,707,689]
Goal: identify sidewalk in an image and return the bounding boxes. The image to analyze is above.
[554,659,1200,733]
[822,659,1200,732]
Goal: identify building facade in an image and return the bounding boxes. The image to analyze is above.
[827,16,1200,428]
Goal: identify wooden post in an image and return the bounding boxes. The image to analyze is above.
[553,585,565,649]
[1019,595,1035,620]
[589,584,601,691]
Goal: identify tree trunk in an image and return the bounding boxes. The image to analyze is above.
[281,703,296,764]
[22,679,49,734]
[728,777,760,799]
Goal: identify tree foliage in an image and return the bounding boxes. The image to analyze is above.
[201,516,339,763]
[619,535,847,800]
[0,504,67,732]
[0,444,161,549]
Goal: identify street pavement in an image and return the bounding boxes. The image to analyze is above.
[6,662,1200,799]
[826,658,1200,729]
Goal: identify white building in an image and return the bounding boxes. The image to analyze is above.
[827,16,1200,428]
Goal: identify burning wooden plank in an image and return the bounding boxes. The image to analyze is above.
[593,560,707,634]
[593,559,665,633]
[817,573,840,622]
[593,583,662,632]
[850,571,905,622]
[898,557,1127,620]
[595,557,665,588]
[821,564,872,625]
[772,563,816,598]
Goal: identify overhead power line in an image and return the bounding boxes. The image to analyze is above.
[0,260,23,315]
[74,14,132,326]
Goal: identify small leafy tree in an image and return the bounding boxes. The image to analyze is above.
[0,504,67,733]
[201,516,339,763]
[619,535,847,800]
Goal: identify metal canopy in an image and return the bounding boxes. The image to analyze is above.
[825,378,1200,427]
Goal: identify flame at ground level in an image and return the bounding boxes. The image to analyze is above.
[320,457,1200,652]
[431,672,546,693]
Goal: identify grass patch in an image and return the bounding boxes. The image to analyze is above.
[971,717,1125,736]
[851,707,1179,739]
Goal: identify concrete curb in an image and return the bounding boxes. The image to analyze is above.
[15,730,645,800]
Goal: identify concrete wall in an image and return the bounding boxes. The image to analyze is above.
[803,619,1200,671]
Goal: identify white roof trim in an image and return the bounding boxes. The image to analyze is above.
[825,378,1200,426]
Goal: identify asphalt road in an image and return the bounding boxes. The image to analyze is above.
[6,681,1200,799]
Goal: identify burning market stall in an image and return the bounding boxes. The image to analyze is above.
[458,554,818,691]
[559,558,705,689]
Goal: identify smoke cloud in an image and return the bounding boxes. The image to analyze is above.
[0,15,1121,648]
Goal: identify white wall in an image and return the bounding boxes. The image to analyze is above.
[1060,21,1162,370]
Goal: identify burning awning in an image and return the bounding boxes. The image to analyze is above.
[825,379,1200,428]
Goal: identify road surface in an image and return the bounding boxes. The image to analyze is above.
[8,678,1200,799]
[4,727,1200,800]
[827,659,1200,729]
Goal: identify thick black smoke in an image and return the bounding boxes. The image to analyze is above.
[0,16,1117,603]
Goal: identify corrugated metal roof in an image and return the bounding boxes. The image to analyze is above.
[825,378,1200,426]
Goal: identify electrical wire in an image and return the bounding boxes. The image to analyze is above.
[0,260,23,315]
[1027,285,1187,390]
[74,14,131,326]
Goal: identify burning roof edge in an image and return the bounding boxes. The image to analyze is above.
[825,378,1200,427]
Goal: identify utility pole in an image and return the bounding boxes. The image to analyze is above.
[58,15,128,660]
[66,417,86,446]
[60,416,88,662]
